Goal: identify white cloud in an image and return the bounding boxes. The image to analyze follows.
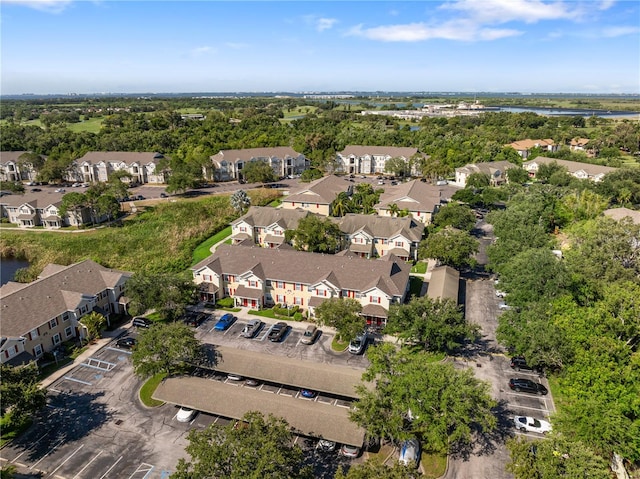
[598,0,616,10]
[601,25,640,37]
[441,0,580,24]
[302,14,337,32]
[190,46,214,57]
[347,20,521,42]
[225,42,249,50]
[2,0,73,13]
[316,17,337,32]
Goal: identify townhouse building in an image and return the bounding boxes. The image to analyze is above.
[210,147,308,182]
[523,156,616,182]
[374,179,449,224]
[281,175,352,216]
[0,190,91,228]
[453,160,519,187]
[0,151,39,182]
[336,146,428,176]
[0,260,131,366]
[192,244,411,327]
[231,206,425,260]
[70,151,167,184]
[506,139,559,159]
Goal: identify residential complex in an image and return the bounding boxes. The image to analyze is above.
[0,151,40,182]
[0,260,131,366]
[374,179,450,224]
[191,243,411,326]
[335,146,428,176]
[281,174,352,216]
[454,160,518,187]
[69,151,167,184]
[210,147,308,181]
[506,139,559,159]
[231,206,425,260]
[523,156,617,182]
[0,190,91,228]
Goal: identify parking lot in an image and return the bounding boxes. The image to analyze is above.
[193,313,372,370]
[1,336,192,479]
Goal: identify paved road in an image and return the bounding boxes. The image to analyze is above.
[443,219,553,479]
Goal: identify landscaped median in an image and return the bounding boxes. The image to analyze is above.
[139,373,166,407]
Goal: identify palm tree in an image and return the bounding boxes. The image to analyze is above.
[388,203,400,217]
[332,192,350,217]
[230,190,250,213]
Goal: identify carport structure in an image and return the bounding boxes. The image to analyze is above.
[153,376,366,446]
[204,345,371,398]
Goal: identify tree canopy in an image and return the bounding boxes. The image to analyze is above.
[171,411,311,479]
[284,214,342,253]
[430,202,477,232]
[131,322,203,377]
[125,271,196,321]
[0,363,47,424]
[314,297,364,342]
[385,296,478,352]
[351,344,497,453]
[242,160,277,184]
[418,226,479,268]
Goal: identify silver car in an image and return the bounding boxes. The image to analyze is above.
[241,319,263,338]
[301,324,320,345]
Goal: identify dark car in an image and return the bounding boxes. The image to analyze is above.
[510,356,538,372]
[31,188,42,192]
[509,378,548,395]
[115,337,137,349]
[184,312,207,327]
[160,192,168,198]
[268,322,288,342]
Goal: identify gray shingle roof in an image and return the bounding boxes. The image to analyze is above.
[193,244,410,297]
[603,207,640,224]
[375,180,442,213]
[232,206,315,229]
[339,145,422,159]
[337,214,424,242]
[524,157,617,176]
[0,190,63,208]
[0,260,132,337]
[426,266,460,301]
[284,175,350,205]
[211,147,303,165]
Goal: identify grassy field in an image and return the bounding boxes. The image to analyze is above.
[0,189,279,276]
[67,117,104,134]
[192,226,232,264]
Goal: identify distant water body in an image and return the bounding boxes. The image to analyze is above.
[0,257,30,285]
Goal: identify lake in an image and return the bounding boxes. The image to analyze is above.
[1,257,30,285]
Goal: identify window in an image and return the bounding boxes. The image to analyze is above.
[33,344,43,357]
[381,239,389,245]
[52,333,62,345]
[62,312,69,321]
[203,274,212,282]
[29,329,39,340]
[294,283,302,291]
[294,297,303,306]
[276,294,285,303]
[65,326,73,338]
[369,295,381,304]
[276,281,285,289]
[395,241,403,247]
[49,318,58,329]
[248,280,258,288]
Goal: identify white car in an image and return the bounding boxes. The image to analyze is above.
[513,416,552,434]
[316,439,336,452]
[495,290,507,298]
[499,302,513,311]
[176,406,196,423]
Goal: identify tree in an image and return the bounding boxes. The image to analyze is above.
[131,322,203,377]
[230,189,251,213]
[506,436,611,479]
[335,460,420,479]
[284,215,342,253]
[300,168,323,182]
[331,191,351,217]
[0,363,47,424]
[431,202,476,232]
[242,160,277,184]
[95,194,121,223]
[79,311,107,342]
[418,227,479,268]
[58,191,87,223]
[465,172,491,188]
[385,296,478,352]
[171,411,311,479]
[536,160,567,183]
[505,166,529,185]
[384,157,410,177]
[125,272,196,322]
[314,297,364,342]
[166,171,200,195]
[350,345,497,453]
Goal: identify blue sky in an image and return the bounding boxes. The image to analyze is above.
[1,0,639,94]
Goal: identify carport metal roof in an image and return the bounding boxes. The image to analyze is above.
[205,345,371,398]
[153,376,366,446]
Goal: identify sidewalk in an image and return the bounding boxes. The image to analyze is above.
[39,324,130,389]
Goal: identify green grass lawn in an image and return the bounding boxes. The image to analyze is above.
[331,337,349,352]
[411,261,427,274]
[409,276,424,297]
[420,452,448,478]
[139,373,166,407]
[192,226,232,265]
[67,117,103,134]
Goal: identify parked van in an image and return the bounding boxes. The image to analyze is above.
[132,316,152,328]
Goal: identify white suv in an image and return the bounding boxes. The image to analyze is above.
[348,332,368,355]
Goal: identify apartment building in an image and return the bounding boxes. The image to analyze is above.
[336,146,427,176]
[70,151,167,184]
[210,147,308,181]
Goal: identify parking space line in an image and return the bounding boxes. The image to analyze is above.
[46,444,84,478]
[62,376,93,386]
[127,462,153,479]
[72,450,103,478]
[98,455,122,479]
[507,403,551,414]
[106,346,132,355]
[30,438,64,469]
[11,432,49,463]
